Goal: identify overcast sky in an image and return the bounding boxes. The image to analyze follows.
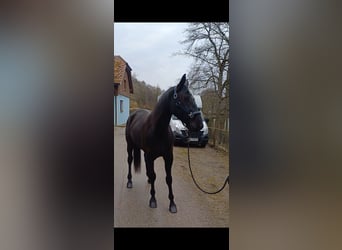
[114,23,194,91]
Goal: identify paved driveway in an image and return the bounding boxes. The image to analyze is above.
[114,126,229,227]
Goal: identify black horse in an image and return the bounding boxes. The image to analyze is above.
[125,74,203,213]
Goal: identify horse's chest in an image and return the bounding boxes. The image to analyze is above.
[143,134,171,155]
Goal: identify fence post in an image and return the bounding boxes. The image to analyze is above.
[213,118,216,147]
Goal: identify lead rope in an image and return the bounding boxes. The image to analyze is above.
[187,141,229,194]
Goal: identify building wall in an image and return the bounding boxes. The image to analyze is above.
[114,95,130,126]
[114,56,133,126]
[118,70,131,97]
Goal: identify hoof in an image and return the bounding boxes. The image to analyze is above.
[169,203,177,213]
[127,181,132,188]
[149,198,157,208]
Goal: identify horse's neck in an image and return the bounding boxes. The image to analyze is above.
[148,95,172,133]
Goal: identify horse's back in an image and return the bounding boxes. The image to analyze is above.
[126,109,150,130]
[126,109,150,146]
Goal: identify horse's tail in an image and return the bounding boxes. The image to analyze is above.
[133,147,141,173]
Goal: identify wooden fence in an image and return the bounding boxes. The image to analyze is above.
[208,127,229,152]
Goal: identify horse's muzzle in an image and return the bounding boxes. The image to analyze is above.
[189,115,203,131]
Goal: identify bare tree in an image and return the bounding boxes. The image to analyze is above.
[179,23,229,117]
[177,22,229,148]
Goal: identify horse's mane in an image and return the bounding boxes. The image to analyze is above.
[147,87,174,131]
[158,87,173,103]
[154,86,174,112]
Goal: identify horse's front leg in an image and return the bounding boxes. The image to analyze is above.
[163,153,177,213]
[126,144,133,188]
[145,153,157,208]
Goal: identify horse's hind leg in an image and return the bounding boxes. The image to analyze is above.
[145,153,157,208]
[126,144,133,188]
[164,153,177,213]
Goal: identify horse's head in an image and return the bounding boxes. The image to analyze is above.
[170,74,203,132]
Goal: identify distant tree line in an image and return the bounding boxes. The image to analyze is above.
[129,74,162,111]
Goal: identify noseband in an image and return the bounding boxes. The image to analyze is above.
[173,87,201,119]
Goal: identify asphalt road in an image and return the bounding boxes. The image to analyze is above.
[114,126,229,227]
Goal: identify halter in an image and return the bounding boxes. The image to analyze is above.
[173,87,201,119]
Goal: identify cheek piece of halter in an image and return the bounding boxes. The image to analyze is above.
[173,87,201,119]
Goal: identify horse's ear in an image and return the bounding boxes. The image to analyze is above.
[176,74,186,92]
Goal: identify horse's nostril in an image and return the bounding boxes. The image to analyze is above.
[190,119,203,131]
